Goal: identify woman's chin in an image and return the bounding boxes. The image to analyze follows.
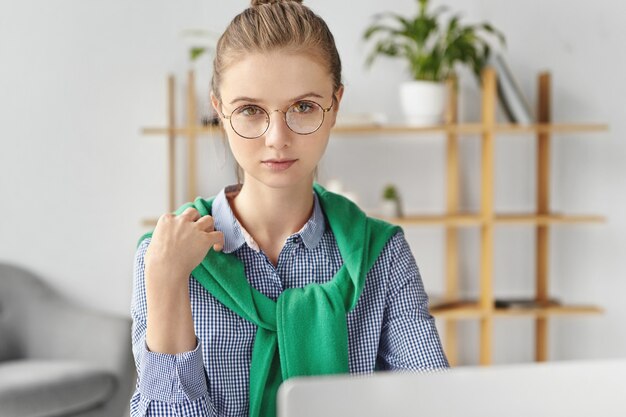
[244,169,314,190]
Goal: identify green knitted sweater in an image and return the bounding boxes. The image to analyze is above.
[137,183,401,417]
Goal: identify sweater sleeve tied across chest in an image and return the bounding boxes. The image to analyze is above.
[137,183,401,417]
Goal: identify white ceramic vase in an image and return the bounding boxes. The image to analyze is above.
[399,80,447,126]
[380,200,400,219]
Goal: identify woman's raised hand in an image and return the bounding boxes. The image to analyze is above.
[144,207,225,283]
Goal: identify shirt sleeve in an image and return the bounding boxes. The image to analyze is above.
[130,238,216,417]
[377,231,450,371]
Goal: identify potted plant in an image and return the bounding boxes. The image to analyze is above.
[381,184,403,218]
[363,0,505,125]
[182,29,220,126]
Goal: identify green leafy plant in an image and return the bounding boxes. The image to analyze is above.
[181,29,220,62]
[363,0,505,81]
[383,184,399,201]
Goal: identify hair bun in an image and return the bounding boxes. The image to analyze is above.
[251,0,303,6]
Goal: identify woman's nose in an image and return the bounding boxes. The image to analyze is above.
[263,111,292,149]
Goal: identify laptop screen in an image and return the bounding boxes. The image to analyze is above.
[277,359,626,417]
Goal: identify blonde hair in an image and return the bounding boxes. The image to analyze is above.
[211,0,342,101]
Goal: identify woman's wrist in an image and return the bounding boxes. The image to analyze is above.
[145,261,190,287]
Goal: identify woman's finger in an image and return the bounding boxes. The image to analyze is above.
[195,214,215,232]
[206,230,224,252]
[180,207,201,221]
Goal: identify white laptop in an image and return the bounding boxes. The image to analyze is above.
[277,358,626,417]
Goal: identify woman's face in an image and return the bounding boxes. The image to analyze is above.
[212,51,343,191]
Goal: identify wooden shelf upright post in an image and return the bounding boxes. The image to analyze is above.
[479,67,497,365]
[444,75,460,366]
[186,70,199,202]
[536,72,552,361]
[167,74,176,212]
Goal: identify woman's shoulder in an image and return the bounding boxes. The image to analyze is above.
[375,227,407,259]
[367,227,414,277]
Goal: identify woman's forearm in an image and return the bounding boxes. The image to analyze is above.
[145,267,197,354]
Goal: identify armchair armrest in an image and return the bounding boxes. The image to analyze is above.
[22,282,133,375]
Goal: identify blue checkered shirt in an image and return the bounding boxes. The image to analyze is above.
[130,185,449,416]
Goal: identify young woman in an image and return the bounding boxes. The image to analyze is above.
[130,1,449,416]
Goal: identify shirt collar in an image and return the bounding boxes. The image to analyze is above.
[211,184,326,254]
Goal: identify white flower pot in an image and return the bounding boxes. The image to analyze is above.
[399,80,447,126]
[380,200,400,218]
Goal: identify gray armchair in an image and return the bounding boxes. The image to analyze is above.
[0,262,135,417]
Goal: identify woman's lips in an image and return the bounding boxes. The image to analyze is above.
[261,159,297,171]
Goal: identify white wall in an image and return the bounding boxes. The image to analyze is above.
[1,0,624,365]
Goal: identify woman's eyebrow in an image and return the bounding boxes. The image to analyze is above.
[229,92,325,105]
[288,92,325,102]
[229,96,261,105]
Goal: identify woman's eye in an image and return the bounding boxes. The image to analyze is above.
[237,106,262,117]
[291,101,314,113]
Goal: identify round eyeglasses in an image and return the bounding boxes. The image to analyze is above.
[219,99,334,139]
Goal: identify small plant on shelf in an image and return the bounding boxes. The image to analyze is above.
[381,184,404,218]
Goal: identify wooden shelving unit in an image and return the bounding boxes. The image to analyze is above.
[141,68,608,366]
[426,69,607,366]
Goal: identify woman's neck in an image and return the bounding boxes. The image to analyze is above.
[229,177,315,251]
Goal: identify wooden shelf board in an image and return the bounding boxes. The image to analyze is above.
[430,301,485,319]
[333,123,482,134]
[144,213,605,228]
[367,213,484,226]
[141,126,222,135]
[141,123,608,137]
[494,305,603,317]
[431,301,603,319]
[494,213,606,225]
[490,123,608,134]
[333,123,608,135]
[367,212,605,226]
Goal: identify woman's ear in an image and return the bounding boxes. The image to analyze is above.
[329,84,345,128]
[210,91,221,115]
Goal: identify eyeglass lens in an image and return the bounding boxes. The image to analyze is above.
[230,100,325,139]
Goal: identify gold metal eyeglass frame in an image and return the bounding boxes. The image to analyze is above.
[218,99,335,139]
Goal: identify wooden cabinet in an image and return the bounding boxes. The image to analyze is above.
[141,68,608,366]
